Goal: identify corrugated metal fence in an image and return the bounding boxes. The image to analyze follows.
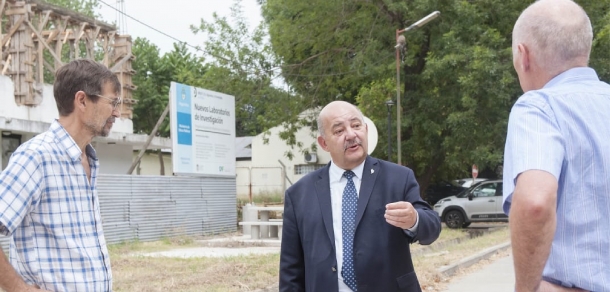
[1,174,237,251]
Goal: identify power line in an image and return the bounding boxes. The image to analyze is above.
[98,0,201,52]
[97,0,387,81]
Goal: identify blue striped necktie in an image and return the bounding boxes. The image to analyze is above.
[342,170,358,291]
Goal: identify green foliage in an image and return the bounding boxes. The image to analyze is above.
[37,0,102,83]
[44,0,99,17]
[590,6,610,81]
[130,0,303,156]
[131,39,206,137]
[190,0,301,137]
[263,0,610,191]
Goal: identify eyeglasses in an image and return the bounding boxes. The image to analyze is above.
[87,93,122,110]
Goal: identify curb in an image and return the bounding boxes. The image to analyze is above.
[437,241,511,277]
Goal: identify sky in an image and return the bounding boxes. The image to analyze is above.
[96,0,264,54]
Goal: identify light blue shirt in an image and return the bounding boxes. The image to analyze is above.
[503,67,610,291]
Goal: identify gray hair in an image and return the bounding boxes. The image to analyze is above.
[512,0,592,75]
[317,102,365,137]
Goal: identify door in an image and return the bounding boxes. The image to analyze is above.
[1,133,21,170]
[494,182,508,220]
[464,182,499,221]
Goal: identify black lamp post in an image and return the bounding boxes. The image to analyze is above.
[385,100,395,161]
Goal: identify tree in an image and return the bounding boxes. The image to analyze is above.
[130,39,208,174]
[37,0,101,82]
[131,38,168,137]
[191,0,301,141]
[44,0,99,17]
[262,0,610,194]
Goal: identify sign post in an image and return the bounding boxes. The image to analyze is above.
[472,164,479,185]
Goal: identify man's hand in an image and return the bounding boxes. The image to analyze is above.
[384,201,417,229]
[535,280,588,292]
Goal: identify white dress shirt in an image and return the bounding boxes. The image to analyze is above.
[329,160,418,291]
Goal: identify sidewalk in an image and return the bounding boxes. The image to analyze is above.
[444,252,514,292]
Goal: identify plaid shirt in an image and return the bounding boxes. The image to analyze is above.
[0,120,112,292]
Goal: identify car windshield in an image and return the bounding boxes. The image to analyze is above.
[456,181,486,198]
[456,188,471,198]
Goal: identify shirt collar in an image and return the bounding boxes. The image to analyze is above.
[329,159,366,183]
[49,120,97,162]
[543,67,599,89]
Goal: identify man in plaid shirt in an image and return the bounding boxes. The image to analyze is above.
[0,59,122,291]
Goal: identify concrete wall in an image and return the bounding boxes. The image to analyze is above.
[235,160,252,196]
[0,75,139,175]
[251,125,331,193]
[0,75,133,134]
[132,151,174,176]
[93,143,133,174]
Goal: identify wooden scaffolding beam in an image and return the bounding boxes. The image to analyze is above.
[1,0,136,118]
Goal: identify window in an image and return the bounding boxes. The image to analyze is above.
[472,183,497,197]
[294,164,325,175]
[2,133,21,170]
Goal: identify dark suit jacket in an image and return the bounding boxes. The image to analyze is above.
[279,156,441,292]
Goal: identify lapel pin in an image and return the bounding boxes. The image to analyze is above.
[371,169,375,174]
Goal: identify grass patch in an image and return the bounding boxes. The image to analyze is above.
[109,237,201,255]
[237,191,283,207]
[111,251,280,291]
[429,228,467,242]
[410,227,474,253]
[109,226,508,291]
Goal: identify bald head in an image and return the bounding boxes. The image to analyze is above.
[513,0,592,76]
[317,101,364,137]
[316,101,369,169]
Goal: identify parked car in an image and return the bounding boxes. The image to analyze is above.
[454,178,488,188]
[433,179,508,229]
[424,180,466,206]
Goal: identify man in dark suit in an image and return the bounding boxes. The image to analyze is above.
[279,101,441,292]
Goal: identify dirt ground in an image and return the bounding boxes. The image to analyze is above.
[110,224,510,291]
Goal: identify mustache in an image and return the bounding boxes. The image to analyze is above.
[344,139,363,151]
[106,118,116,123]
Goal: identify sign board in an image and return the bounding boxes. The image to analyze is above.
[472,164,479,179]
[169,82,236,176]
[363,116,378,155]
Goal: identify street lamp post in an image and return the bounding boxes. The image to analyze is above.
[385,100,394,160]
[395,11,440,165]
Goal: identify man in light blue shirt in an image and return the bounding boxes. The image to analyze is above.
[503,0,610,291]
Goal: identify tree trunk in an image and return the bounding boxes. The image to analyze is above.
[417,153,445,197]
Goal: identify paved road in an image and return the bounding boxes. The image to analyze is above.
[444,252,514,292]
